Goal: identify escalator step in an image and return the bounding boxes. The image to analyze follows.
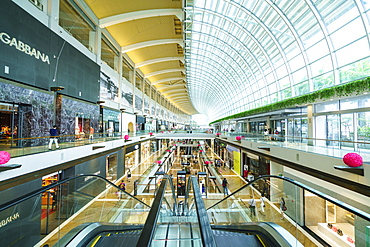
[212,230,263,247]
[92,230,142,247]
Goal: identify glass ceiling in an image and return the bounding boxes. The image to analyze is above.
[184,0,370,122]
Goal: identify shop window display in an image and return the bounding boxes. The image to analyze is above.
[305,192,356,246]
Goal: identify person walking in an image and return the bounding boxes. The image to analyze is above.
[259,196,266,216]
[107,127,113,137]
[89,126,94,140]
[127,168,132,182]
[117,180,126,200]
[222,178,229,196]
[280,197,287,219]
[48,125,59,150]
[249,196,256,216]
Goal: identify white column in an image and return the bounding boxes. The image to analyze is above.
[46,0,59,32]
[307,104,314,146]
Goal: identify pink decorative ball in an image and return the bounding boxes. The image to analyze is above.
[157,160,162,164]
[205,161,210,165]
[236,136,241,141]
[149,132,153,136]
[124,135,130,140]
[0,151,10,165]
[216,133,221,136]
[199,150,203,153]
[343,153,363,167]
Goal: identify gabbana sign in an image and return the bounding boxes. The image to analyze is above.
[0,32,50,64]
[0,212,20,228]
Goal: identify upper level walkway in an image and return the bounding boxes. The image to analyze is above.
[2,130,370,165]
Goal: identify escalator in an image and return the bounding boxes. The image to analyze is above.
[7,174,368,246]
[66,176,301,247]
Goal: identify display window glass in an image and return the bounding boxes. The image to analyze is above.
[304,191,358,247]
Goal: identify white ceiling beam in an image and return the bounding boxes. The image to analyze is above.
[121,39,183,53]
[164,91,188,97]
[151,77,186,86]
[145,68,185,78]
[136,57,184,68]
[100,9,182,28]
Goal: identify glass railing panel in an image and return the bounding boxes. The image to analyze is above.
[207,175,370,247]
[0,175,150,247]
[0,131,152,158]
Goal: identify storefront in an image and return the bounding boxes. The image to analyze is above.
[106,153,117,182]
[125,144,141,171]
[141,140,150,162]
[305,192,356,246]
[225,144,241,174]
[41,172,60,206]
[101,108,120,135]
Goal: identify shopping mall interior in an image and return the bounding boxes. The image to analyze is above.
[0,0,370,246]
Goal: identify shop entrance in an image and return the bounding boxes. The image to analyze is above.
[0,102,30,147]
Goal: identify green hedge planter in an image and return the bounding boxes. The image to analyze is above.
[210,77,370,125]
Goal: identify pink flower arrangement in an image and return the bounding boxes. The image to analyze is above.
[204,161,210,165]
[166,149,171,152]
[124,135,130,140]
[343,153,363,167]
[173,144,177,146]
[199,150,203,153]
[149,132,153,136]
[347,237,354,243]
[236,136,242,141]
[157,160,162,164]
[160,131,164,133]
[216,133,221,136]
[198,144,201,147]
[0,151,10,165]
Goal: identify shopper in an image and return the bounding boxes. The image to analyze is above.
[127,168,132,182]
[249,196,256,216]
[222,178,229,196]
[280,197,287,219]
[117,180,126,200]
[89,126,94,140]
[107,127,113,137]
[51,190,58,211]
[48,125,59,150]
[259,196,266,216]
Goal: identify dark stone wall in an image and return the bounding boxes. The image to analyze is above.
[0,80,99,144]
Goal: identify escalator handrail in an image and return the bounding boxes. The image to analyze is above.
[206,175,370,222]
[212,223,304,247]
[136,175,170,247]
[0,174,150,211]
[187,175,217,247]
[168,174,178,214]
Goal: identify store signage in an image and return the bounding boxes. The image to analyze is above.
[0,212,20,228]
[0,32,50,64]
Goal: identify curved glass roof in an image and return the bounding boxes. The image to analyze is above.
[184,0,370,122]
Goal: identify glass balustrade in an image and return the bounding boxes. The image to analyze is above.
[207,175,370,247]
[0,175,150,247]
